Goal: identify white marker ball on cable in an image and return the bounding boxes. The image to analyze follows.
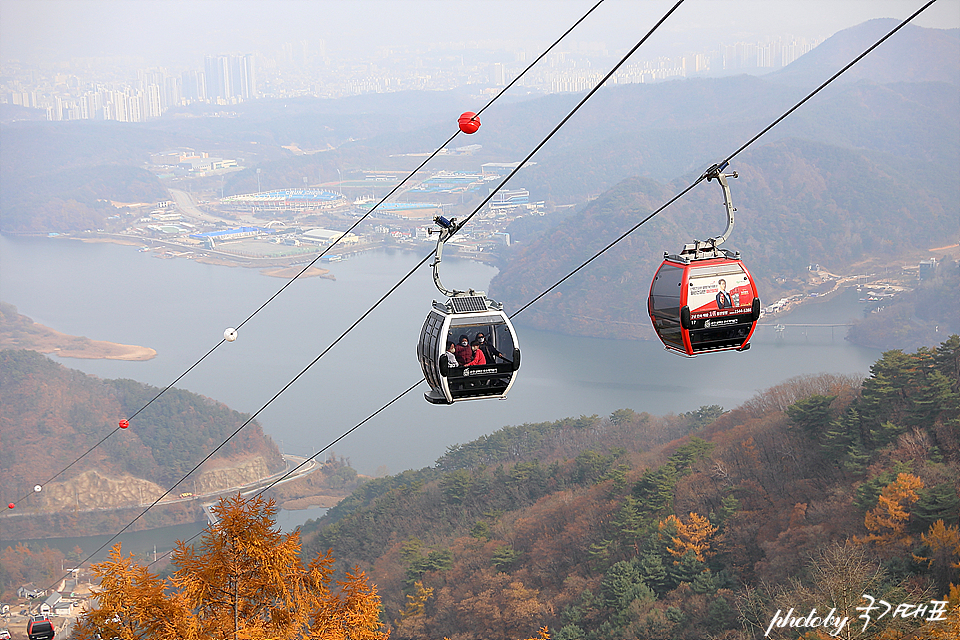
[34,485,42,493]
[224,328,238,342]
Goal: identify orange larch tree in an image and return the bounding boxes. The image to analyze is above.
[913,519,960,596]
[658,512,718,562]
[855,472,925,553]
[73,494,388,640]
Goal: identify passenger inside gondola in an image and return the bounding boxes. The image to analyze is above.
[477,332,503,363]
[443,341,460,369]
[466,339,486,366]
[431,321,518,398]
[455,334,472,365]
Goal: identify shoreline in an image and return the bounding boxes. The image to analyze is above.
[261,265,334,279]
[24,329,156,361]
[0,304,157,361]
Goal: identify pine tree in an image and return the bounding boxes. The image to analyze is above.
[909,370,957,428]
[860,349,915,428]
[912,482,960,533]
[636,550,670,595]
[785,394,836,440]
[932,335,960,392]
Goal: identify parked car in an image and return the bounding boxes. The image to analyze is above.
[27,615,55,640]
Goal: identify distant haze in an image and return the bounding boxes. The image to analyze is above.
[2,0,957,66]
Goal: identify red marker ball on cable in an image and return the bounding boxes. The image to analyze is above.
[7,503,14,509]
[458,111,480,134]
[119,419,129,429]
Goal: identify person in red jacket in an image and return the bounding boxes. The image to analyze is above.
[465,339,486,366]
[454,334,472,365]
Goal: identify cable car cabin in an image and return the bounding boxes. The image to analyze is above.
[418,295,521,404]
[648,254,760,356]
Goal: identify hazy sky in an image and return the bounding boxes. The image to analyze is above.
[2,0,958,66]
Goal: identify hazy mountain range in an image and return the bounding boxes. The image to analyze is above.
[1,19,957,340]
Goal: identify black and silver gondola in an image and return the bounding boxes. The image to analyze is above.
[418,216,521,404]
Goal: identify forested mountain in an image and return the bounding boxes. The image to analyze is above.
[489,136,957,340]
[0,164,169,234]
[0,350,283,512]
[767,20,959,87]
[300,337,960,639]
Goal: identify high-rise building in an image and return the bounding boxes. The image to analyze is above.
[111,91,128,122]
[490,63,505,86]
[145,85,162,118]
[231,54,256,99]
[204,55,227,100]
[164,76,182,108]
[76,95,89,119]
[182,70,206,102]
[204,54,256,101]
[128,93,143,122]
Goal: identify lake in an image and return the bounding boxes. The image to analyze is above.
[4,505,329,562]
[0,234,881,545]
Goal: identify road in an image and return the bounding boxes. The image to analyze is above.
[1,454,320,521]
[168,188,237,224]
[200,454,322,523]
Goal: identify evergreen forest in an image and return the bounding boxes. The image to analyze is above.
[300,337,960,639]
[0,350,283,520]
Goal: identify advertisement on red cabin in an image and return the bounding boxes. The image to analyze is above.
[688,273,753,320]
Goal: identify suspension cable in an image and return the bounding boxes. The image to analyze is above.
[516,0,939,317]
[38,0,935,590]
[11,0,611,510]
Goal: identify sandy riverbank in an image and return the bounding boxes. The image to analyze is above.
[261,266,334,279]
[281,495,343,509]
[0,303,156,361]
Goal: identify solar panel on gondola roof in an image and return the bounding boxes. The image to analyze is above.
[450,296,488,313]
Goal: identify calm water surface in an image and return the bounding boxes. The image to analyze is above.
[0,235,881,476]
[4,506,329,561]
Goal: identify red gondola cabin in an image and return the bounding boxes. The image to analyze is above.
[648,253,760,356]
[647,164,760,356]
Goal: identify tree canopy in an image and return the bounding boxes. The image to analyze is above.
[73,494,388,640]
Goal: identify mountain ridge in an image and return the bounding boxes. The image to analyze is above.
[0,349,285,537]
[489,135,958,340]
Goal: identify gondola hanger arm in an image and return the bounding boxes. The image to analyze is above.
[700,161,738,248]
[429,215,470,298]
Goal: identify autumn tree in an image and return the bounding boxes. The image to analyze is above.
[74,547,189,639]
[855,472,925,553]
[73,494,387,640]
[393,580,434,637]
[658,512,718,562]
[913,519,960,595]
[0,543,65,600]
[771,543,889,640]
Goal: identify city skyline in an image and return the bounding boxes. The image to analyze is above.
[3,0,957,66]
[2,0,957,122]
